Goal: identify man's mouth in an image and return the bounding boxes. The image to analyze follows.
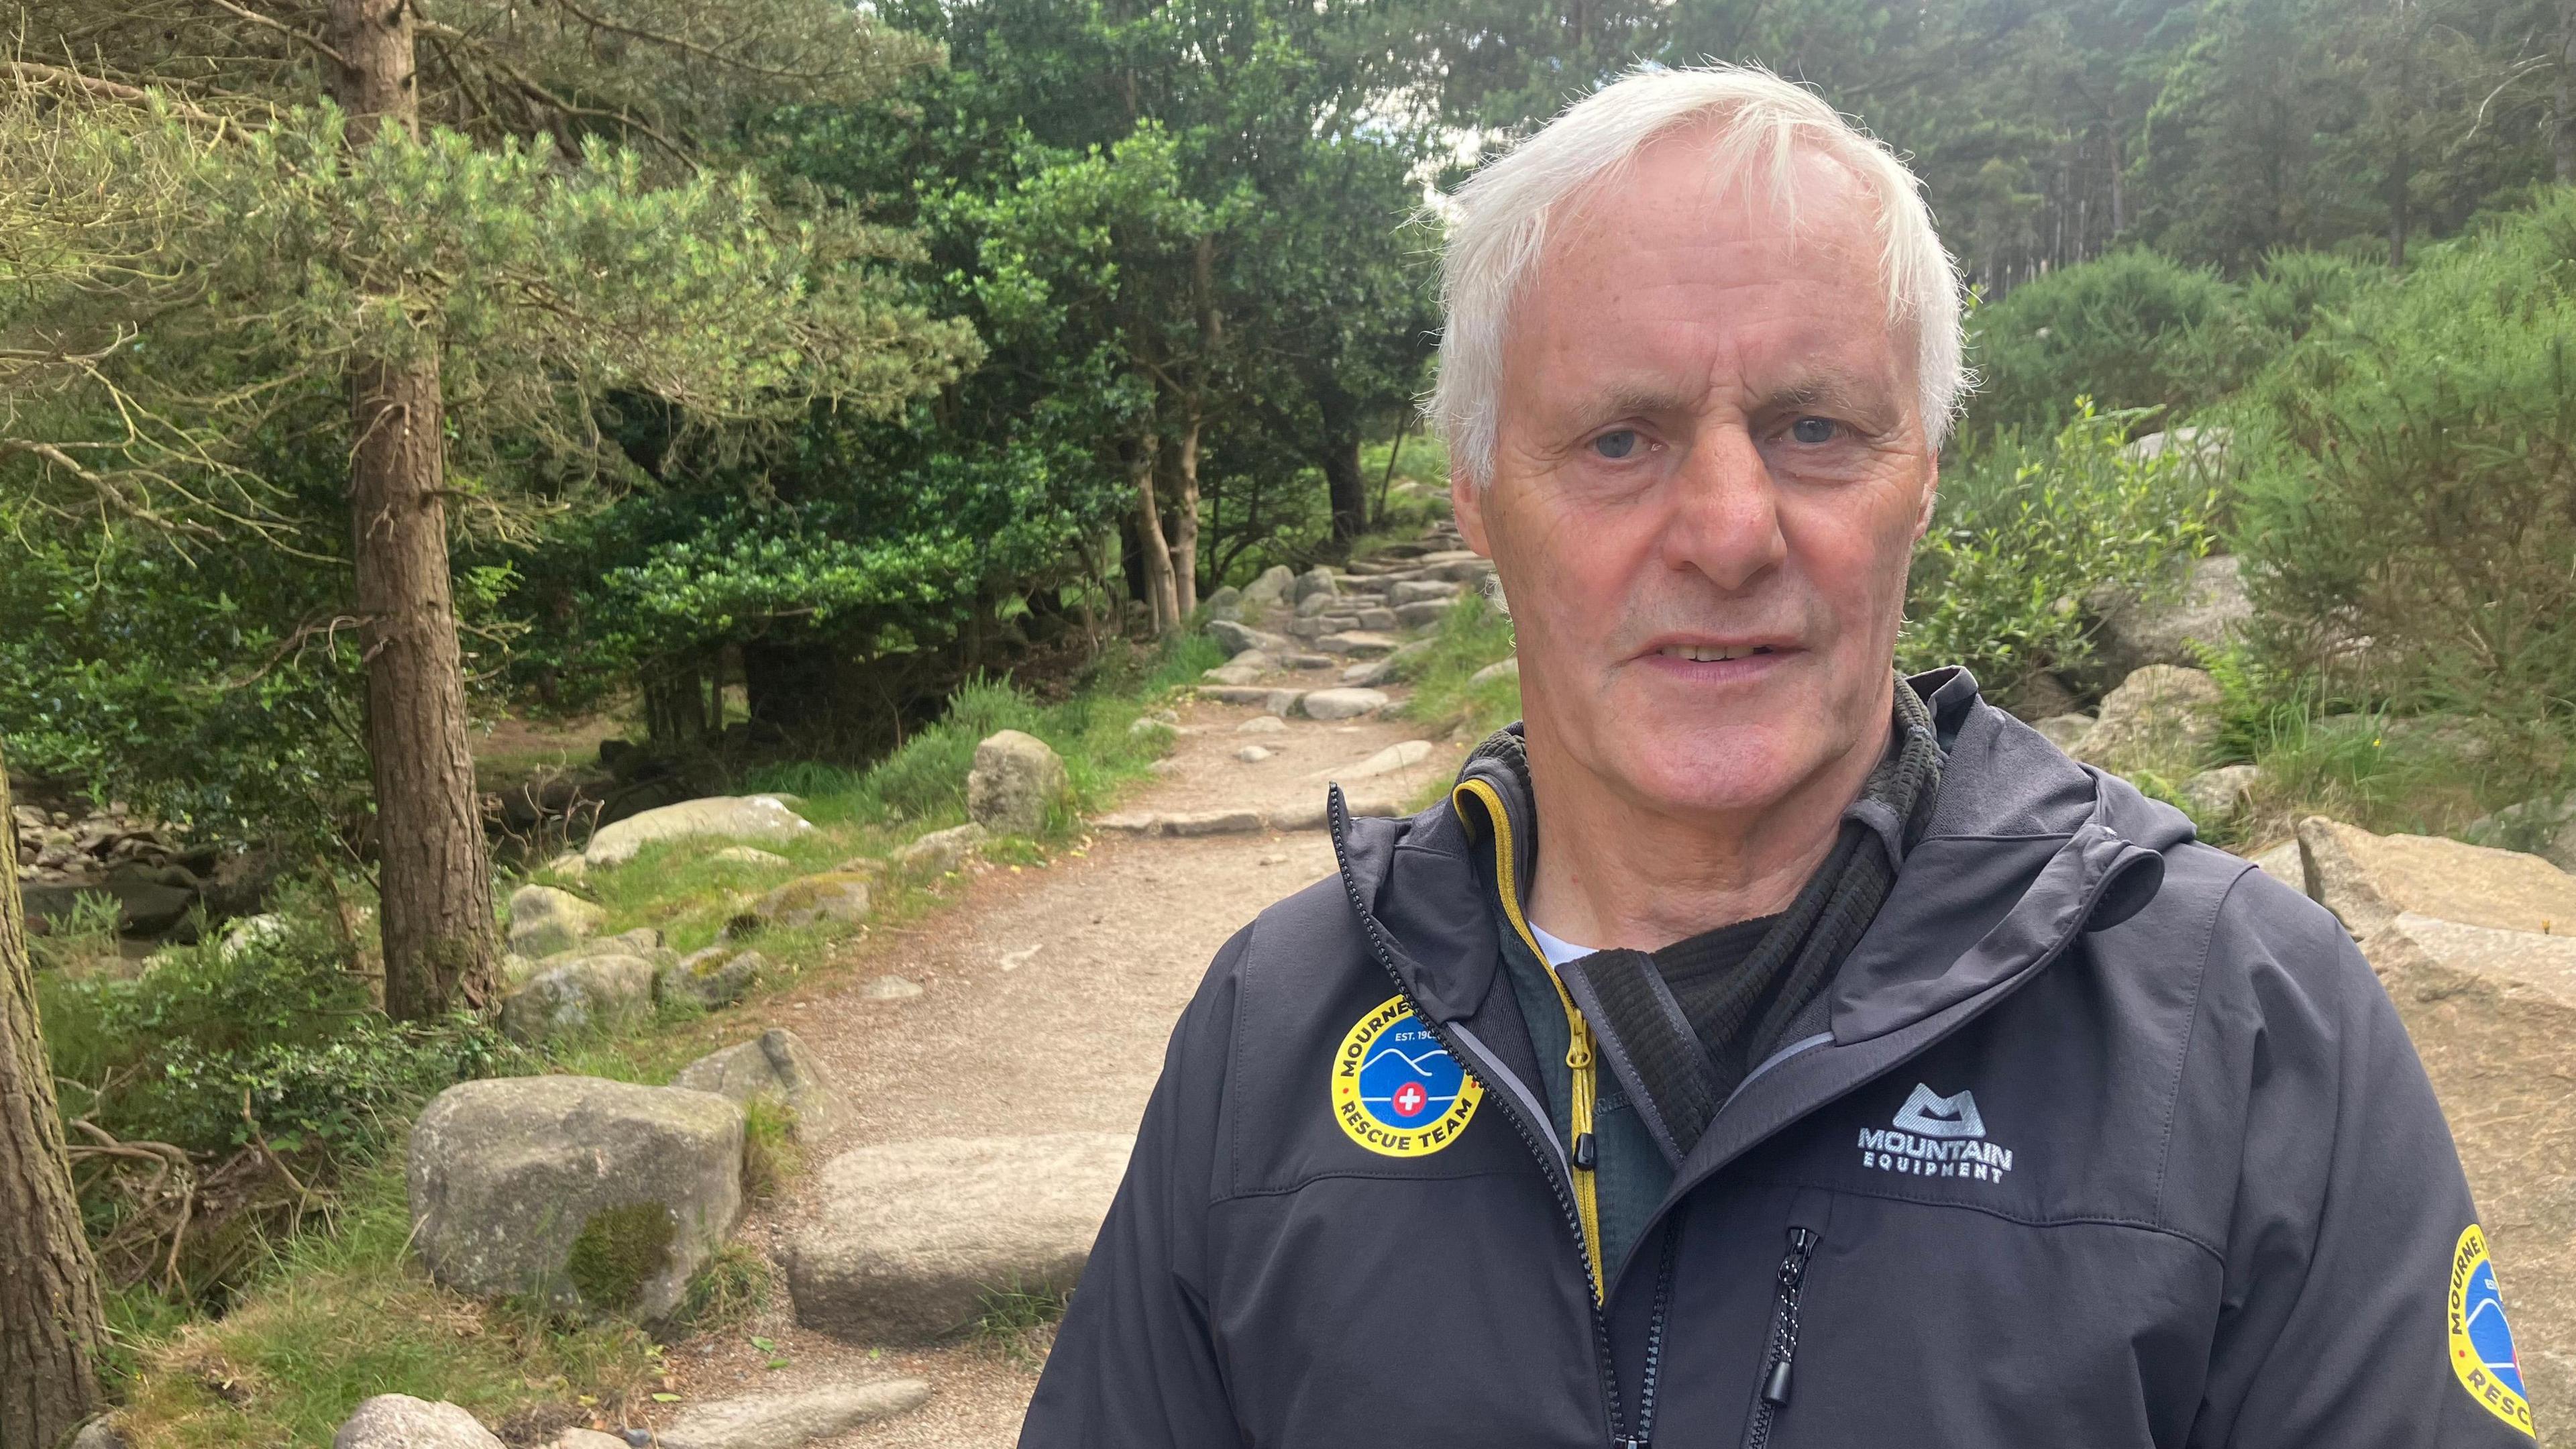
[1655,643,1779,663]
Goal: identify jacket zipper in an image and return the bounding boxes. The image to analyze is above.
[1332,792,1635,1447]
[1452,776,1605,1291]
[1741,1226,1819,1449]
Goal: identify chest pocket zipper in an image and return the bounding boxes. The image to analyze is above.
[1742,1224,1819,1449]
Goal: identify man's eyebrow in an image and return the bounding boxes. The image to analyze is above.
[1758,366,1901,417]
[1574,382,1703,419]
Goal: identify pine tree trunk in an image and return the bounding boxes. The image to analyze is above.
[1170,414,1201,619]
[333,0,499,1020]
[350,359,498,1020]
[2558,0,2575,184]
[0,746,109,1449]
[1130,431,1181,635]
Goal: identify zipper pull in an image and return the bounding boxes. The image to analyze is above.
[1572,1131,1598,1171]
[1760,1356,1793,1406]
[1761,1226,1819,1407]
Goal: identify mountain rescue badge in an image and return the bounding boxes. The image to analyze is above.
[1332,994,1483,1158]
[2449,1224,2534,1437]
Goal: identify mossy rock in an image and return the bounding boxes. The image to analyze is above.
[566,1201,677,1313]
[408,1076,745,1320]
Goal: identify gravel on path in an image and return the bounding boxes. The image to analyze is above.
[648,688,1462,1448]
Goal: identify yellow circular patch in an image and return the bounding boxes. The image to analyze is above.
[2449,1224,2536,1438]
[1331,994,1483,1157]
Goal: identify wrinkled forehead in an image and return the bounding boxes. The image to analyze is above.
[1511,129,1918,393]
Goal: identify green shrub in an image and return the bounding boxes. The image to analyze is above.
[1899,402,2219,698]
[1960,248,2381,450]
[2225,191,2576,725]
[1962,250,2247,442]
[740,633,1221,833]
[42,918,509,1163]
[1396,591,1519,743]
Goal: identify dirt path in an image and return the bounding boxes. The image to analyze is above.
[653,682,1468,1447]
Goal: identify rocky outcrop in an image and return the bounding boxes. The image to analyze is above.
[967,731,1067,837]
[506,885,605,959]
[1096,790,1412,836]
[1298,688,1389,721]
[1316,631,1401,658]
[585,796,813,869]
[1468,657,1519,687]
[671,1028,847,1139]
[2296,817,2576,940]
[753,872,874,930]
[2032,713,2096,754]
[2071,665,2223,780]
[657,947,763,1010]
[1207,620,1293,658]
[1330,740,1434,780]
[890,822,986,878]
[786,1134,1133,1344]
[2084,553,2251,684]
[408,1077,744,1320]
[655,1383,931,1449]
[332,1395,504,1449]
[2177,764,2261,823]
[1240,564,1296,608]
[2278,816,2576,1416]
[500,955,655,1044]
[2465,790,2576,873]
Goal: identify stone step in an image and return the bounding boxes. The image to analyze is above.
[656,1382,930,1449]
[785,1134,1134,1344]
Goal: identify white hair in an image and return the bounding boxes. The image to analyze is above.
[1428,64,1969,485]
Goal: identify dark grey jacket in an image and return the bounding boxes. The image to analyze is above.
[1022,669,2538,1448]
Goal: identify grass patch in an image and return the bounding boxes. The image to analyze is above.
[973,1281,1073,1366]
[665,1244,773,1337]
[739,1095,802,1199]
[98,632,1228,1442]
[1395,592,1518,742]
[111,1164,659,1448]
[2206,643,2570,847]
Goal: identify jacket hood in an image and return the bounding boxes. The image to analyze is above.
[1330,667,2190,1049]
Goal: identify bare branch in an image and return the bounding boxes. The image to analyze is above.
[192,0,352,69]
[537,0,844,83]
[1,61,222,123]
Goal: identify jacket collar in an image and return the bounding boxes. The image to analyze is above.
[1330,668,2187,1051]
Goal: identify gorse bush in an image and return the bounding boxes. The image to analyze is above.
[1961,248,2380,447]
[1900,402,2218,696]
[1962,250,2245,441]
[2226,191,2576,724]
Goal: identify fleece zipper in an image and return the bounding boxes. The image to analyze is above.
[1741,1224,1820,1449]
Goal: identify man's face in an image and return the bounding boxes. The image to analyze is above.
[1454,132,1937,826]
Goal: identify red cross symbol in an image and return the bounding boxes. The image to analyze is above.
[1393,1081,1428,1118]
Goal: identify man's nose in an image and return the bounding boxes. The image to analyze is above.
[1657,425,1786,592]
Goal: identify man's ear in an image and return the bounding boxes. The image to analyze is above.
[1913,452,1939,541]
[1452,468,1493,556]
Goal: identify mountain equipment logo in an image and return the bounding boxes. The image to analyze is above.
[1892,1083,1986,1138]
[1332,994,1483,1158]
[2448,1224,2535,1437]
[1858,1083,2015,1183]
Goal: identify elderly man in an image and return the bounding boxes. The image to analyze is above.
[1020,65,2532,1448]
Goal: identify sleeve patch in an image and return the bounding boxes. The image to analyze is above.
[2449,1224,2536,1438]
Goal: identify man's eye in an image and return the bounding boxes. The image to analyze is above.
[1790,417,1840,445]
[1592,429,1640,460]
